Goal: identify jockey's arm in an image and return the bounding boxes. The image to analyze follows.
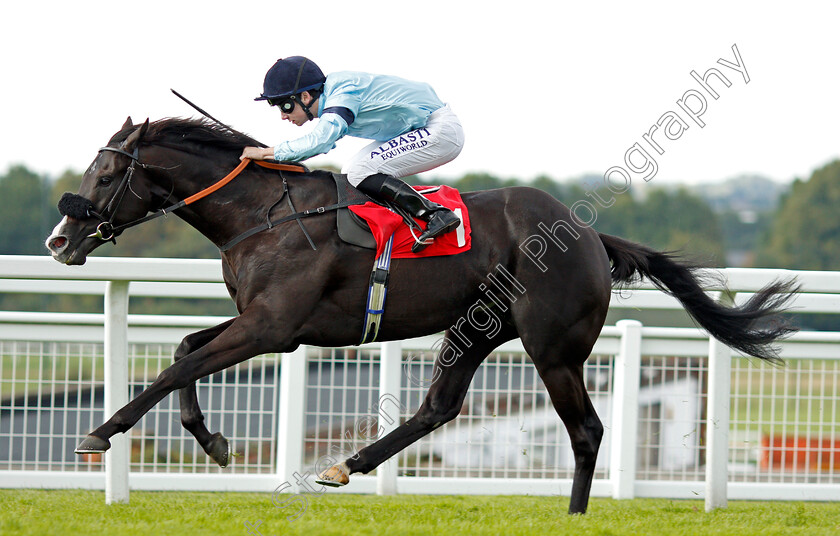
[273,113,349,162]
[240,112,349,163]
[240,147,274,161]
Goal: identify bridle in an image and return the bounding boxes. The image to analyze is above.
[56,146,146,243]
[84,146,144,242]
[58,144,307,245]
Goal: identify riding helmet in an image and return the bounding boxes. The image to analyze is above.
[255,56,326,101]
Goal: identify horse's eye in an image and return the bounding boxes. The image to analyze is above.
[99,176,113,186]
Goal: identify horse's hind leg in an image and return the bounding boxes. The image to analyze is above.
[527,325,604,514]
[173,318,236,467]
[538,361,602,514]
[317,324,514,486]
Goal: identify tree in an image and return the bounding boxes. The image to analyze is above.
[452,172,509,192]
[587,187,727,265]
[51,169,83,202]
[99,215,220,260]
[530,175,567,200]
[757,160,840,269]
[0,165,53,255]
[717,209,774,266]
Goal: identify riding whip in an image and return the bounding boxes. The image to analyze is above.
[170,89,268,148]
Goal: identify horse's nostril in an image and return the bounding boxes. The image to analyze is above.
[51,236,67,250]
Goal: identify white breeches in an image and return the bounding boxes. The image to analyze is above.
[342,105,465,186]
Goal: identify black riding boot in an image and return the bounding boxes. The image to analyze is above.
[357,173,461,253]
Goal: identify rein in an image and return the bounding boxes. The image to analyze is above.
[112,157,306,238]
[68,147,359,252]
[74,147,306,242]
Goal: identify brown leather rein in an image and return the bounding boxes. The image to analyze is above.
[93,156,306,242]
[184,159,305,204]
[84,152,359,253]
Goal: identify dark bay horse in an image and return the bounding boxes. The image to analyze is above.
[45,117,797,514]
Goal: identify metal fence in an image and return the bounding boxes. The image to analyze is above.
[0,255,839,509]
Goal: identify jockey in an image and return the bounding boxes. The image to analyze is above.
[241,56,464,253]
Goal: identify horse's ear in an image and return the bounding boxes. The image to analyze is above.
[121,118,150,153]
[121,116,133,130]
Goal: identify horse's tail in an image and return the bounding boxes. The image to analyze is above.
[598,232,799,364]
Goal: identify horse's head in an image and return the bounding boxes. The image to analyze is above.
[46,117,157,265]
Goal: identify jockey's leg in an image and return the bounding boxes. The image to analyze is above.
[356,173,460,253]
[343,105,465,252]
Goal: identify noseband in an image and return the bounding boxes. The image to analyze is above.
[58,146,142,243]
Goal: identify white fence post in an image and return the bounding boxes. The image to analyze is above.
[611,319,642,499]
[104,280,130,505]
[706,336,732,511]
[276,346,308,490]
[377,341,402,495]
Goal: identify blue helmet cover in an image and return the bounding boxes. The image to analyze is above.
[255,56,326,101]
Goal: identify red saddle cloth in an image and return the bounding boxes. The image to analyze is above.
[348,185,472,259]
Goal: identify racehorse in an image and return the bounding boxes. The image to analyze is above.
[45,117,797,514]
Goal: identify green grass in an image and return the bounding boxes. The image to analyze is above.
[1,490,839,536]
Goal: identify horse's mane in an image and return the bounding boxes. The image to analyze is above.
[109,117,262,155]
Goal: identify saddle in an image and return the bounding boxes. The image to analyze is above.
[332,173,456,250]
[220,166,469,257]
[331,173,378,250]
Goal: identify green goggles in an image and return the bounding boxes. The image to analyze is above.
[267,96,296,113]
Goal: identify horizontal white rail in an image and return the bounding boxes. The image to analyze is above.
[0,255,224,282]
[3,256,830,286]
[2,312,836,359]
[2,256,836,307]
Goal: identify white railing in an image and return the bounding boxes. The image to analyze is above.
[0,255,839,510]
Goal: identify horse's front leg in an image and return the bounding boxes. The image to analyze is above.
[74,309,280,457]
[173,318,236,467]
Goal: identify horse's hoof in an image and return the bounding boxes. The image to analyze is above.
[75,435,111,454]
[315,462,350,487]
[205,432,232,468]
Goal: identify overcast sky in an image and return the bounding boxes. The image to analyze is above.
[2,1,838,187]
